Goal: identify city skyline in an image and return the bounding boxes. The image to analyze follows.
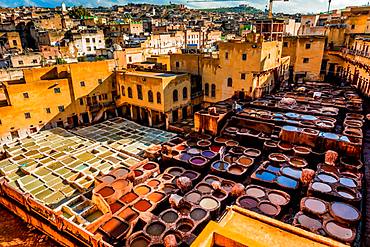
[0,0,369,13]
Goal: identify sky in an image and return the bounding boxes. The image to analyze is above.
[0,0,369,14]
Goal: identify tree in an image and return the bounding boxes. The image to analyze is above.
[68,6,91,19]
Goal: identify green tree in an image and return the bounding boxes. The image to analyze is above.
[68,6,91,19]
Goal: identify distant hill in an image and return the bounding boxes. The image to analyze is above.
[200,5,263,14]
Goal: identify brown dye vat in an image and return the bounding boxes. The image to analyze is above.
[293,146,311,157]
[162,174,173,181]
[244,148,261,158]
[225,140,239,147]
[134,185,151,196]
[146,221,166,236]
[147,192,165,203]
[199,197,219,211]
[210,145,222,153]
[100,175,116,184]
[264,141,278,151]
[267,191,289,206]
[268,153,288,163]
[133,199,152,212]
[101,217,129,239]
[258,201,279,216]
[130,236,150,247]
[120,192,139,204]
[161,210,179,223]
[228,165,244,175]
[118,207,139,222]
[98,187,115,198]
[197,184,212,194]
[163,184,177,194]
[278,142,294,152]
[297,213,322,232]
[246,187,266,198]
[238,196,258,209]
[340,157,363,170]
[177,218,194,233]
[147,179,160,188]
[183,171,198,180]
[185,191,202,204]
[214,136,228,144]
[229,146,245,155]
[223,155,238,164]
[143,162,157,170]
[311,182,332,193]
[304,198,327,214]
[237,156,254,167]
[197,139,212,148]
[190,208,207,221]
[324,221,354,242]
[289,157,308,168]
[110,201,125,214]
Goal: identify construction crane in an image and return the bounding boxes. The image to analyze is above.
[187,0,289,18]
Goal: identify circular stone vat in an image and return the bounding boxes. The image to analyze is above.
[178,153,192,162]
[199,197,219,211]
[145,221,166,237]
[98,186,115,198]
[189,156,208,167]
[297,214,322,231]
[197,139,212,148]
[258,201,279,216]
[190,208,207,221]
[281,167,302,180]
[133,200,152,212]
[221,180,234,192]
[212,189,226,199]
[317,173,338,184]
[196,183,213,194]
[225,140,239,147]
[176,219,194,233]
[244,148,261,158]
[134,170,143,177]
[237,156,254,167]
[187,148,201,156]
[304,198,327,214]
[330,202,360,223]
[201,150,216,159]
[147,192,165,203]
[112,168,128,178]
[100,175,116,184]
[134,185,151,196]
[161,210,179,223]
[230,146,245,155]
[289,157,307,168]
[238,196,258,209]
[162,183,176,194]
[214,136,228,144]
[268,153,288,163]
[339,177,357,188]
[267,191,289,206]
[324,221,354,242]
[337,187,356,200]
[212,161,229,171]
[183,171,198,179]
[204,176,220,184]
[143,162,157,170]
[185,191,202,204]
[167,167,183,176]
[147,179,160,188]
[130,235,150,247]
[246,186,266,198]
[312,182,332,193]
[227,165,245,175]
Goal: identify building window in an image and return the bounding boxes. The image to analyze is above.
[148,90,153,103]
[87,47,92,51]
[227,78,233,87]
[173,89,178,102]
[79,98,83,105]
[137,85,143,100]
[176,61,180,68]
[303,58,310,63]
[12,40,17,46]
[0,119,2,125]
[86,38,90,42]
[58,105,65,112]
[32,59,38,64]
[205,83,209,96]
[80,81,85,87]
[225,52,229,59]
[306,43,311,49]
[283,42,288,47]
[23,92,29,98]
[351,24,355,30]
[241,73,246,80]
[129,57,132,63]
[46,108,51,113]
[121,86,125,96]
[92,38,96,43]
[242,53,247,61]
[103,94,108,100]
[211,84,216,97]
[25,112,31,119]
[183,87,188,99]
[128,87,133,98]
[54,88,61,93]
[98,79,103,84]
[157,92,161,104]
[18,60,24,65]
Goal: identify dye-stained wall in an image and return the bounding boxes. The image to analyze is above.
[0,60,116,144]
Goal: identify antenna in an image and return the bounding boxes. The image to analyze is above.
[328,0,332,12]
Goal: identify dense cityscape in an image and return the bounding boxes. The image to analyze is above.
[0,0,369,246]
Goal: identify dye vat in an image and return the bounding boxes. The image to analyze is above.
[258,202,279,216]
[246,187,266,198]
[147,192,165,203]
[177,219,194,233]
[199,197,219,211]
[276,176,298,189]
[120,192,139,204]
[98,187,115,198]
[317,173,338,184]
[161,210,179,223]
[281,167,302,180]
[238,196,258,209]
[311,182,332,193]
[255,171,277,182]
[101,217,129,239]
[201,150,216,159]
[267,192,289,206]
[237,156,254,167]
[185,191,202,204]
[134,185,151,196]
[330,202,360,223]
[304,198,327,214]
[227,165,245,175]
[197,184,212,194]
[189,156,208,167]
[145,221,166,236]
[133,199,152,212]
[130,235,150,247]
[190,208,207,221]
[324,221,354,242]
[297,213,323,232]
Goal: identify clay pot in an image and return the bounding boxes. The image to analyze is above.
[293,146,311,157]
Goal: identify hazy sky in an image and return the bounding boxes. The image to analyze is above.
[1,0,370,14]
